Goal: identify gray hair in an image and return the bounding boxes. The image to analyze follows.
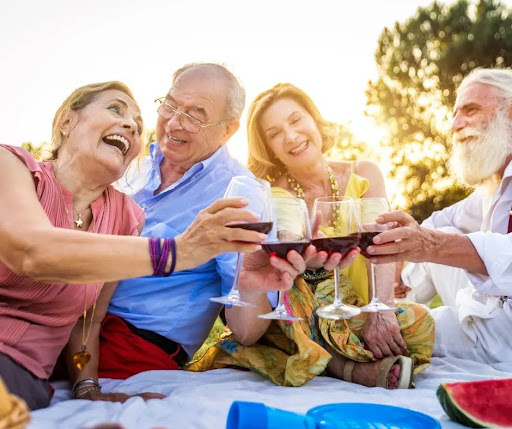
[172,62,246,120]
[459,68,512,107]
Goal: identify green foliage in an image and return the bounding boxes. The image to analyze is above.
[327,123,369,162]
[366,0,512,222]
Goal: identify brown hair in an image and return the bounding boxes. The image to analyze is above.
[247,83,335,180]
[49,81,138,160]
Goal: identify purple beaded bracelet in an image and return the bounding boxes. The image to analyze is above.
[149,237,177,277]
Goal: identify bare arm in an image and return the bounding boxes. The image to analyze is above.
[226,250,306,345]
[368,211,487,275]
[0,148,266,284]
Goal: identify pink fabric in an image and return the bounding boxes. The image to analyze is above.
[0,144,145,379]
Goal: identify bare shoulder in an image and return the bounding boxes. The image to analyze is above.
[328,160,351,177]
[353,160,384,181]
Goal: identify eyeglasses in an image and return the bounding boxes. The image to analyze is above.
[155,97,226,134]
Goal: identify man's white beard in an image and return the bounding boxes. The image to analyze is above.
[450,109,512,187]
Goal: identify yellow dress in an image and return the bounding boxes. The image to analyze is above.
[188,172,434,387]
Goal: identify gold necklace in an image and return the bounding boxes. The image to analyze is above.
[52,164,99,370]
[72,285,100,370]
[285,158,339,199]
[285,159,342,231]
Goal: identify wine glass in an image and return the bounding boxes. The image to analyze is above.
[210,176,273,307]
[356,197,396,312]
[259,196,311,321]
[311,196,361,320]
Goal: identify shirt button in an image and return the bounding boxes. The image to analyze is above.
[142,203,147,208]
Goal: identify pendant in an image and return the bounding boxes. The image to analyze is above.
[75,213,84,228]
[73,346,90,370]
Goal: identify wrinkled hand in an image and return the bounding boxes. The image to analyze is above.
[78,390,165,403]
[239,249,306,299]
[366,210,438,264]
[360,311,407,359]
[176,198,267,270]
[394,282,412,299]
[303,245,360,271]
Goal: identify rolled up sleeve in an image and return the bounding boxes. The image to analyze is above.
[466,231,512,296]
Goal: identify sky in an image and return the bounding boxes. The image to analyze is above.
[0,0,481,165]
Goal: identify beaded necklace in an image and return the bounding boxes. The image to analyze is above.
[285,159,343,232]
[285,159,339,200]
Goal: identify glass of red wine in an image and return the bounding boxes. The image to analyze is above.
[259,196,311,321]
[210,176,273,307]
[356,197,396,313]
[312,196,361,320]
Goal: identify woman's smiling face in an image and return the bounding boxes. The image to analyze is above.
[259,97,323,167]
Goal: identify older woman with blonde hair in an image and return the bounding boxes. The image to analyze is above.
[0,81,296,410]
[193,83,434,390]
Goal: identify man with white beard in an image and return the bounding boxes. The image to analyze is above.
[366,68,512,366]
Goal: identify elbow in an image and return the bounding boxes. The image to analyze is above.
[5,236,51,280]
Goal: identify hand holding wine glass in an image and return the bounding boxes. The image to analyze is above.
[259,196,311,321]
[210,176,273,307]
[356,197,396,313]
[311,197,361,320]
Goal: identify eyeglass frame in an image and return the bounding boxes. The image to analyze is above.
[155,96,228,133]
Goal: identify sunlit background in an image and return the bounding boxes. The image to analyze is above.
[2,0,512,219]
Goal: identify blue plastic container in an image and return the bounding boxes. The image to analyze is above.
[226,401,317,429]
[226,401,441,429]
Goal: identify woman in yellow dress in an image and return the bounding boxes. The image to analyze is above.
[190,83,434,389]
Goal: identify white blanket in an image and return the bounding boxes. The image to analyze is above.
[30,357,512,429]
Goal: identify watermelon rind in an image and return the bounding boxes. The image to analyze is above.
[437,379,512,428]
[437,384,486,428]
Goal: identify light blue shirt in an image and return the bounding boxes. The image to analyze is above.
[108,142,253,358]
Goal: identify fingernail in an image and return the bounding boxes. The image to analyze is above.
[255,245,262,251]
[367,246,375,254]
[376,216,383,222]
[372,357,378,362]
[239,198,249,204]
[370,258,378,264]
[259,233,267,240]
[373,236,381,244]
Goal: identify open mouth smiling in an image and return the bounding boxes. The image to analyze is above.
[289,141,308,154]
[167,134,187,144]
[103,134,130,155]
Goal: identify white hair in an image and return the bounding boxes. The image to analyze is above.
[458,68,512,108]
[172,62,246,120]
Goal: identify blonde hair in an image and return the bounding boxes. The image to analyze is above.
[49,81,138,160]
[247,83,335,180]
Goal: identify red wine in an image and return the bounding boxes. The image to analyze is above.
[359,231,379,257]
[262,241,310,259]
[312,234,360,256]
[226,222,273,234]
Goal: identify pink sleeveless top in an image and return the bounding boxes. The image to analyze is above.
[0,145,145,379]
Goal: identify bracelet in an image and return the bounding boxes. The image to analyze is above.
[72,378,101,398]
[74,385,101,399]
[149,238,176,277]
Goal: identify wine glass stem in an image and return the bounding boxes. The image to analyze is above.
[370,262,377,302]
[230,253,243,297]
[275,290,286,311]
[333,267,342,306]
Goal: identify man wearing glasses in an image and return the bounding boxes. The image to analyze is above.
[64,63,305,402]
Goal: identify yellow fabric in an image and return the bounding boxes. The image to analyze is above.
[188,275,434,386]
[187,169,435,388]
[0,378,30,429]
[272,172,371,303]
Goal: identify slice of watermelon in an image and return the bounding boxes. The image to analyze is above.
[436,378,512,428]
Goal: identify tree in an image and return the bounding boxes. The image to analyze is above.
[21,142,53,161]
[366,0,512,222]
